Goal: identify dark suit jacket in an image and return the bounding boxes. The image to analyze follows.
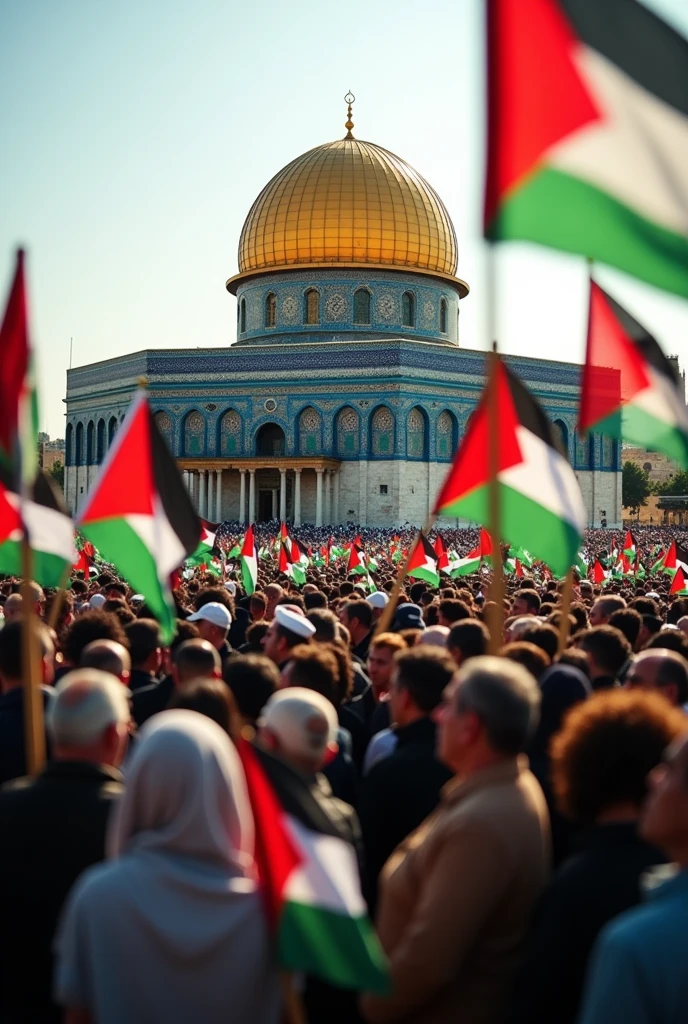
[0,761,124,1022]
[0,686,54,785]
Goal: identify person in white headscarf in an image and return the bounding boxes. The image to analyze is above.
[54,710,280,1024]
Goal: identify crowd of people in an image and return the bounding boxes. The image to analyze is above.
[1,522,688,1023]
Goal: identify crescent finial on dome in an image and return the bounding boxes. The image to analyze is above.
[344,91,355,139]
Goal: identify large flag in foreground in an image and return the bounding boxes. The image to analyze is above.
[0,470,75,587]
[238,740,389,993]
[484,0,688,298]
[579,281,688,467]
[240,524,258,595]
[434,362,586,577]
[78,391,199,642]
[0,250,38,488]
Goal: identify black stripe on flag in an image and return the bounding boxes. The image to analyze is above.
[149,406,201,559]
[559,0,688,117]
[600,285,681,384]
[0,466,70,513]
[506,364,567,458]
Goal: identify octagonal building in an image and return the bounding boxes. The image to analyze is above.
[64,103,621,527]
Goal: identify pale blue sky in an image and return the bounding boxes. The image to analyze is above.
[2,0,687,437]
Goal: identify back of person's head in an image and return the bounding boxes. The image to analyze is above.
[0,620,54,684]
[644,630,688,660]
[173,638,221,685]
[259,687,339,772]
[438,599,472,624]
[596,595,627,619]
[499,641,551,681]
[194,586,233,614]
[124,619,162,671]
[109,710,252,868]
[447,619,489,664]
[370,631,407,657]
[321,640,354,705]
[569,603,589,632]
[243,620,270,652]
[631,597,659,616]
[249,592,267,617]
[306,608,339,643]
[282,643,339,706]
[342,599,373,631]
[556,647,591,679]
[455,656,541,755]
[169,678,236,738]
[608,608,643,649]
[48,669,131,761]
[304,590,327,611]
[514,589,541,614]
[417,625,450,649]
[551,689,687,825]
[80,639,131,680]
[223,653,279,726]
[667,598,688,625]
[394,646,455,713]
[642,614,664,641]
[576,625,632,678]
[519,623,559,662]
[63,610,128,667]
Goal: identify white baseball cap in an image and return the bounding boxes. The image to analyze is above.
[368,591,390,609]
[260,687,338,761]
[187,602,232,630]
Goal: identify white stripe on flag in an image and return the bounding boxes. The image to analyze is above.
[284,817,367,917]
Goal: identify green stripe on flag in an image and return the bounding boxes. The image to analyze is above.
[0,539,69,589]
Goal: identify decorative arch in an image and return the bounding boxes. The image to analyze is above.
[437,410,458,461]
[304,288,320,325]
[255,422,286,456]
[86,421,95,464]
[602,434,616,469]
[154,411,173,451]
[439,297,448,334]
[336,406,360,457]
[353,288,371,325]
[298,406,322,455]
[402,291,415,328]
[370,405,395,458]
[407,406,428,459]
[574,429,590,469]
[265,292,276,328]
[183,410,205,456]
[65,423,73,466]
[240,298,247,334]
[75,422,84,467]
[108,417,118,446]
[219,409,242,456]
[96,419,105,463]
[552,419,569,459]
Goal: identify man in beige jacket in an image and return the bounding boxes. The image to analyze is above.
[361,656,551,1024]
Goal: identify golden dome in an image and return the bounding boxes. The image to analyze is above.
[227,136,468,296]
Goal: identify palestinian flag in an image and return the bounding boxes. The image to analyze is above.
[669,566,688,596]
[0,470,75,587]
[240,524,258,596]
[238,740,389,994]
[449,547,481,577]
[407,533,440,587]
[78,390,200,643]
[279,541,306,586]
[186,524,217,567]
[434,360,586,576]
[623,530,637,558]
[663,541,688,574]
[433,535,450,572]
[0,249,38,488]
[591,559,608,584]
[347,544,368,577]
[579,282,688,466]
[485,0,688,298]
[650,547,667,573]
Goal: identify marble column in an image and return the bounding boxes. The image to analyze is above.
[239,470,247,524]
[188,471,195,509]
[279,468,287,523]
[215,469,223,521]
[315,468,324,527]
[207,471,214,520]
[324,470,331,525]
[333,470,340,525]
[294,469,302,527]
[271,488,278,520]
[182,470,189,492]
[198,470,207,518]
[248,469,256,523]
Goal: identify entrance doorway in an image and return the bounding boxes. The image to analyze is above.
[258,490,274,522]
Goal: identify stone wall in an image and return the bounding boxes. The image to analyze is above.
[623,446,679,484]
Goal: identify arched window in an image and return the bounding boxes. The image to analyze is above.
[407,407,426,459]
[219,409,242,456]
[240,298,246,334]
[439,298,448,334]
[602,435,616,469]
[437,410,457,461]
[154,411,173,451]
[256,423,286,456]
[402,291,415,328]
[265,292,276,328]
[298,407,322,455]
[371,406,395,457]
[96,419,105,463]
[183,411,205,456]
[65,424,73,466]
[86,421,95,464]
[574,429,589,469]
[305,288,320,325]
[552,420,569,460]
[108,417,118,446]
[75,423,84,467]
[336,406,359,457]
[353,289,371,325]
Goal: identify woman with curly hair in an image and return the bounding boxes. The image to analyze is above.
[508,689,686,1024]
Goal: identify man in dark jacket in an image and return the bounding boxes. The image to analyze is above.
[358,646,455,911]
[0,668,130,1023]
[0,621,55,784]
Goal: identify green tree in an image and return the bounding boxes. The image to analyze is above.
[49,460,65,491]
[654,469,688,496]
[622,461,650,513]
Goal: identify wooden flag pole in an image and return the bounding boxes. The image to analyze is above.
[47,562,72,632]
[373,514,437,637]
[280,972,306,1024]
[486,343,504,654]
[20,536,45,776]
[557,568,575,655]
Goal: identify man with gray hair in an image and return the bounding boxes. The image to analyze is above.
[361,656,550,1024]
[0,669,129,1022]
[80,639,132,686]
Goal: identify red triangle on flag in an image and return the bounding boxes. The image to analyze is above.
[241,524,255,558]
[670,566,686,595]
[664,541,677,569]
[479,528,493,557]
[0,250,30,468]
[278,542,290,574]
[347,545,363,574]
[592,560,606,585]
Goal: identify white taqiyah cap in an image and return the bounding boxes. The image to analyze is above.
[368,591,390,609]
[274,604,316,640]
[260,687,338,760]
[89,594,106,609]
[646,592,660,599]
[130,594,145,604]
[187,602,232,630]
[225,581,237,595]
